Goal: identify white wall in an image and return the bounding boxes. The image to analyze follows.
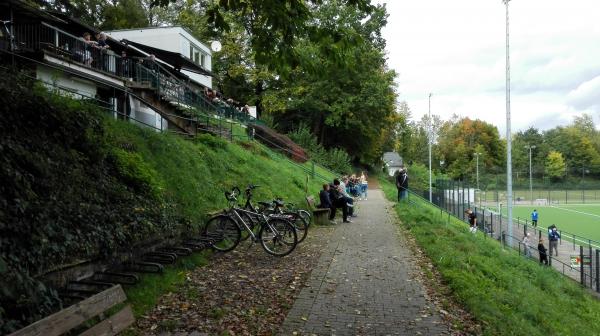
[129,96,168,131]
[37,65,97,99]
[107,27,212,88]
[388,167,401,177]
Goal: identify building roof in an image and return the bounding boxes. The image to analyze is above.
[383,152,403,167]
[123,39,213,77]
[107,26,210,52]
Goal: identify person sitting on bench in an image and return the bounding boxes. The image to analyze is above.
[336,178,356,218]
[318,184,337,224]
[332,180,352,223]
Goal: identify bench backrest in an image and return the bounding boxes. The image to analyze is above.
[9,285,134,336]
[306,195,317,210]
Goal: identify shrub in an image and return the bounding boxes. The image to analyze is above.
[289,124,350,173]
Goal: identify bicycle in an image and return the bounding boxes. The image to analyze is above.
[263,198,310,243]
[239,185,310,243]
[204,187,298,257]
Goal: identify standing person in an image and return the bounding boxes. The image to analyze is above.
[548,226,560,256]
[81,32,96,66]
[531,209,538,228]
[466,209,477,233]
[396,167,408,201]
[522,233,532,258]
[359,171,368,200]
[538,238,548,265]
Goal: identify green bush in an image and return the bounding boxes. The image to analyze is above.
[289,124,350,173]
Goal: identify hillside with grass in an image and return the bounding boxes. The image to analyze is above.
[379,177,600,336]
[0,73,334,333]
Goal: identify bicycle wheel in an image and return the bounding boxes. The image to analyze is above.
[259,218,297,257]
[298,209,312,226]
[203,215,241,252]
[288,212,309,243]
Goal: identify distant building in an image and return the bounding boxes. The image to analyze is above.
[106,27,212,89]
[382,152,403,177]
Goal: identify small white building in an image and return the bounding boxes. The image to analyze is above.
[106,27,212,88]
[383,152,403,177]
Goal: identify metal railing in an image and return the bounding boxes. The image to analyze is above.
[2,22,260,127]
[422,178,600,293]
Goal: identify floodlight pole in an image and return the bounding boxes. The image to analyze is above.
[504,0,514,247]
[525,145,536,204]
[428,92,433,203]
[474,152,482,190]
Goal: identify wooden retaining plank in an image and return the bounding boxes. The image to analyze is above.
[79,305,134,336]
[9,285,127,336]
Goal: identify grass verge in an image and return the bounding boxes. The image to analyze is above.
[379,176,600,336]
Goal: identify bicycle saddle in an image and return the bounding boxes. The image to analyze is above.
[273,199,285,207]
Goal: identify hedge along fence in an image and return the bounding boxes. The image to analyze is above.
[0,71,333,333]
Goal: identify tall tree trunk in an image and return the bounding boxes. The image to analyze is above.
[254,80,263,119]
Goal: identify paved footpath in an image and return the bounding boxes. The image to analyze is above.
[280,188,449,336]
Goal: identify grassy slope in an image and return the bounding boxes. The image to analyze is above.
[103,118,336,319]
[105,118,334,226]
[379,177,600,336]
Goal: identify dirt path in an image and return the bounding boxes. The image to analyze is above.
[128,226,335,336]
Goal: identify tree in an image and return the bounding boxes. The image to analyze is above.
[545,151,566,181]
[149,0,374,68]
[261,2,397,165]
[436,117,504,180]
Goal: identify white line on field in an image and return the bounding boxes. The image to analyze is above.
[549,205,600,219]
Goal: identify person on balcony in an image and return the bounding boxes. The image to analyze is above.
[80,32,96,66]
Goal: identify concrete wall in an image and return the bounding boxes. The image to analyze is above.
[129,95,168,131]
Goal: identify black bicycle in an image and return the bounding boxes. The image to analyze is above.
[204,187,298,256]
[239,185,310,243]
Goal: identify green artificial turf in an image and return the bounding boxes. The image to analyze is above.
[501,205,600,244]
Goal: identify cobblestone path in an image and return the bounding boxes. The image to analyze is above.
[280,188,449,335]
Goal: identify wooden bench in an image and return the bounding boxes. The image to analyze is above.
[9,284,134,336]
[306,196,331,225]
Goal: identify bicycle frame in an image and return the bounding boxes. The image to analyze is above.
[228,206,273,242]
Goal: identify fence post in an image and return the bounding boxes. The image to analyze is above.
[524,224,527,237]
[502,231,506,248]
[230,122,233,141]
[580,245,585,286]
[589,241,593,288]
[596,249,599,293]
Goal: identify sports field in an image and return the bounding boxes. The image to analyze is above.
[503,204,600,244]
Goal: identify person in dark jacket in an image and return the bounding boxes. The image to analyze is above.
[318,184,337,224]
[318,183,332,209]
[395,167,408,201]
[548,227,560,256]
[538,238,548,265]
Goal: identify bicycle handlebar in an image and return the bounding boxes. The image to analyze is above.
[225,186,241,202]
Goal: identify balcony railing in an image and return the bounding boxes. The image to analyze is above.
[2,22,259,125]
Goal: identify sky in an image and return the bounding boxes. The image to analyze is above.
[374,0,600,135]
